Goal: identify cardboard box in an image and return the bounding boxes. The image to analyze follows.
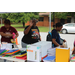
[27,41,52,62]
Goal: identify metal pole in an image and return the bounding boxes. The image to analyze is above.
[49,12,51,32]
[1,14,2,27]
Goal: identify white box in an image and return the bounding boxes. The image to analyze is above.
[32,41,52,57]
[27,45,41,62]
[27,41,52,62]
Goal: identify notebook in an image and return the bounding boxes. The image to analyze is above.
[43,56,55,62]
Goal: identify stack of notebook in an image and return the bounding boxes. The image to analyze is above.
[14,51,27,60]
[2,49,21,57]
[0,49,9,56]
[43,56,55,62]
[0,49,27,60]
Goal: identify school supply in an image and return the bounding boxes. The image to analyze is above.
[43,56,55,62]
[16,56,27,60]
[56,48,70,62]
[12,33,16,39]
[1,49,20,57]
[13,51,27,57]
[70,54,75,62]
[11,39,16,44]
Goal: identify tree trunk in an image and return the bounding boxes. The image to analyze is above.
[23,22,25,28]
[71,16,75,23]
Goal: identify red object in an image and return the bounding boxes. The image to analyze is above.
[0,26,17,43]
[41,55,48,60]
[16,56,27,60]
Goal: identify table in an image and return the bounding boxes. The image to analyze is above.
[0,57,26,62]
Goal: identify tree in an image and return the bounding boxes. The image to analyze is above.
[0,12,39,27]
[67,12,75,23]
[52,12,75,23]
[54,12,68,19]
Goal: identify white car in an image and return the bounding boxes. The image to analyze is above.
[61,23,75,34]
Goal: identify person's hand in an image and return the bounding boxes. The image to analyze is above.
[8,34,13,37]
[60,45,64,48]
[29,20,33,27]
[63,39,66,42]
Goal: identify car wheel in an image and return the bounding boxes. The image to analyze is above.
[62,29,67,34]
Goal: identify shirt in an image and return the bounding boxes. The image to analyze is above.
[22,25,40,44]
[51,29,61,47]
[0,26,17,43]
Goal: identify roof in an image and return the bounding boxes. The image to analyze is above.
[39,12,49,16]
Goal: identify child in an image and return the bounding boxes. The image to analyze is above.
[51,22,66,48]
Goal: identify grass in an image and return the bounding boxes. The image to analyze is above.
[0,24,53,32]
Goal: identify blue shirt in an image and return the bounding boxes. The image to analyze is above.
[51,29,61,47]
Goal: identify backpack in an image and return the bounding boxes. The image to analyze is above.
[46,32,54,47]
[46,32,52,41]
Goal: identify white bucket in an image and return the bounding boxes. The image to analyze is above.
[1,43,12,50]
[6,43,12,50]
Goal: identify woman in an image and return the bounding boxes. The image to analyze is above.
[21,19,41,48]
[0,19,19,43]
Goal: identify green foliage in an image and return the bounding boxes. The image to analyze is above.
[67,12,75,16]
[52,12,75,19]
[0,12,39,24]
[54,12,68,19]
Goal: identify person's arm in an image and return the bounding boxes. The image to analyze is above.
[24,26,32,35]
[24,20,33,35]
[0,32,13,37]
[52,39,59,46]
[13,32,19,40]
[52,39,64,48]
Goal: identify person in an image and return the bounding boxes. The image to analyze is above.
[72,40,75,54]
[21,19,41,48]
[51,22,66,48]
[0,19,19,43]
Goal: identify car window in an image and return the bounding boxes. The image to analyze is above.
[65,24,68,26]
[73,24,75,26]
[68,24,74,27]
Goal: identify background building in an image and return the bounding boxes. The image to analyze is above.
[25,12,72,27]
